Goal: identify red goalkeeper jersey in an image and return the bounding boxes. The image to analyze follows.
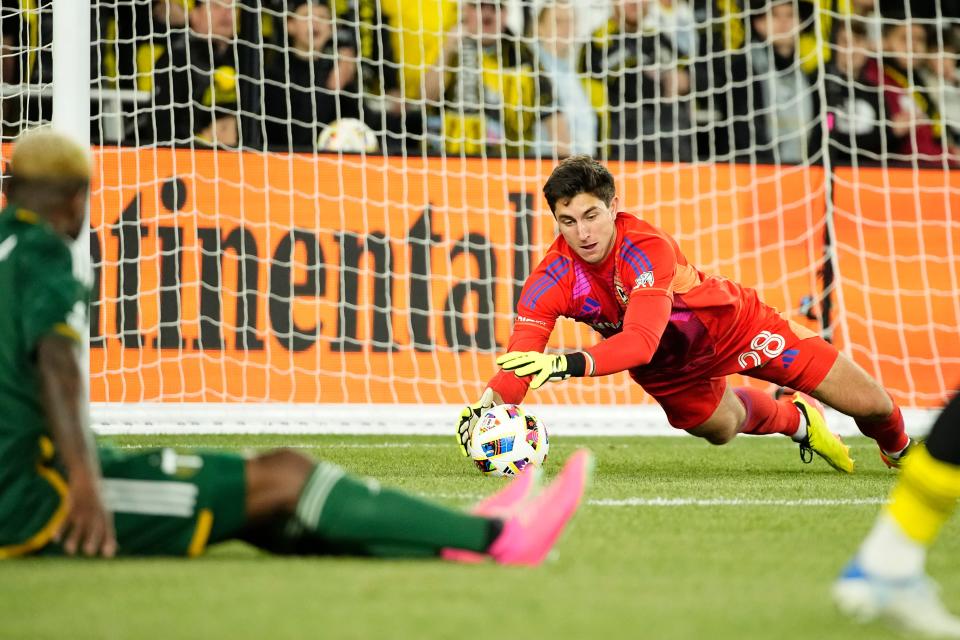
[488,212,759,403]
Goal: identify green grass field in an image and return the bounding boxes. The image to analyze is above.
[3,434,957,640]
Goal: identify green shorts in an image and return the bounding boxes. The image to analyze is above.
[31,446,247,558]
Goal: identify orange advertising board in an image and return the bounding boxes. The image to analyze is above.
[85,149,954,407]
[830,166,960,406]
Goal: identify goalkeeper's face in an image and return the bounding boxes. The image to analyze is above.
[554,193,618,264]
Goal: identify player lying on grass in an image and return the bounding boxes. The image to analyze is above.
[458,155,913,473]
[0,129,591,562]
[834,391,960,638]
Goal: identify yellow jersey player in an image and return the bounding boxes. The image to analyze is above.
[834,391,960,638]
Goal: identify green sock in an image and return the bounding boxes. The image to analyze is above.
[245,519,438,558]
[295,463,497,555]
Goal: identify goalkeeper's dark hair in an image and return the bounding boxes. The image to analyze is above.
[542,155,615,214]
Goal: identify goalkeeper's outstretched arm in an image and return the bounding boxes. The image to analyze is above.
[498,292,672,388]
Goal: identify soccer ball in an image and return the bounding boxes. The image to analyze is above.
[469,404,549,477]
[316,118,379,153]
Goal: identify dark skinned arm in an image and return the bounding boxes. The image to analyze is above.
[37,334,116,558]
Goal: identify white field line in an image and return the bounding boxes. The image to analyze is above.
[107,444,889,507]
[422,493,887,507]
[586,497,887,507]
[92,403,939,438]
[110,443,449,450]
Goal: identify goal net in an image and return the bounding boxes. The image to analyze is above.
[2,0,957,434]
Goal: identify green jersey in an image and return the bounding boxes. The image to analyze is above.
[0,204,86,554]
[0,206,248,559]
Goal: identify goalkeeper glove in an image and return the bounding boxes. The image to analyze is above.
[456,388,496,457]
[496,351,591,389]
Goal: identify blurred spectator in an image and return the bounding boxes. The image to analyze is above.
[708,0,820,164]
[348,0,422,153]
[422,0,567,157]
[100,1,190,93]
[582,0,693,162]
[0,1,15,86]
[194,105,240,148]
[139,0,244,147]
[640,0,698,58]
[807,0,885,72]
[136,1,190,93]
[706,0,833,74]
[3,0,112,141]
[1,0,53,134]
[0,0,25,135]
[863,21,957,162]
[529,0,596,157]
[825,19,889,164]
[0,0,51,86]
[158,0,191,27]
[849,0,881,45]
[922,27,960,148]
[263,0,360,150]
[91,1,192,146]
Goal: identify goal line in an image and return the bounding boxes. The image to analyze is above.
[91,403,939,438]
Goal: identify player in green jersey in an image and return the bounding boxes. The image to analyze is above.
[0,129,592,563]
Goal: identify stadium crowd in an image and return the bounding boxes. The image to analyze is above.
[1,0,959,165]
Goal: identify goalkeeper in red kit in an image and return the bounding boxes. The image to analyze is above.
[457,156,913,473]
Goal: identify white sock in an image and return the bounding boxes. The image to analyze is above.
[790,405,808,443]
[857,512,927,580]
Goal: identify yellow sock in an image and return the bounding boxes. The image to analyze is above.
[887,444,960,545]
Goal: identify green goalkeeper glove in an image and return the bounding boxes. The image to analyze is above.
[455,388,496,457]
[496,351,590,389]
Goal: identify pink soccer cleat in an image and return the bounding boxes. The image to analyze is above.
[470,463,543,518]
[441,464,542,564]
[488,448,594,566]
